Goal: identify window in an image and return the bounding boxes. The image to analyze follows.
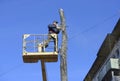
[111,49,120,58]
[116,49,120,58]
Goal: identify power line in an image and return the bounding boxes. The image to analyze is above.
[68,13,119,41]
[0,63,24,78]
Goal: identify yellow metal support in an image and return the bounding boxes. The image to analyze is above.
[22,34,58,63]
[41,61,47,81]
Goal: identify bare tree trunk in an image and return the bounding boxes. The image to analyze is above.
[59,9,68,81]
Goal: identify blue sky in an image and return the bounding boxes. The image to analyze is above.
[0,0,120,81]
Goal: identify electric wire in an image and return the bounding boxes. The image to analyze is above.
[68,13,120,41]
[0,63,24,78]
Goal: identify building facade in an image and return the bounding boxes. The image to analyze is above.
[84,19,120,81]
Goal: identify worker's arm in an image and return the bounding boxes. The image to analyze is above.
[57,26,61,30]
[56,24,62,30]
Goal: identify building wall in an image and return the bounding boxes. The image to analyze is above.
[114,76,120,81]
[92,38,120,81]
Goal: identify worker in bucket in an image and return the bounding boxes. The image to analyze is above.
[48,21,61,34]
[43,21,61,52]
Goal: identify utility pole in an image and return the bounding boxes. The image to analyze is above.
[59,9,68,81]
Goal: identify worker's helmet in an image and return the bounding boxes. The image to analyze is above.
[53,21,58,24]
